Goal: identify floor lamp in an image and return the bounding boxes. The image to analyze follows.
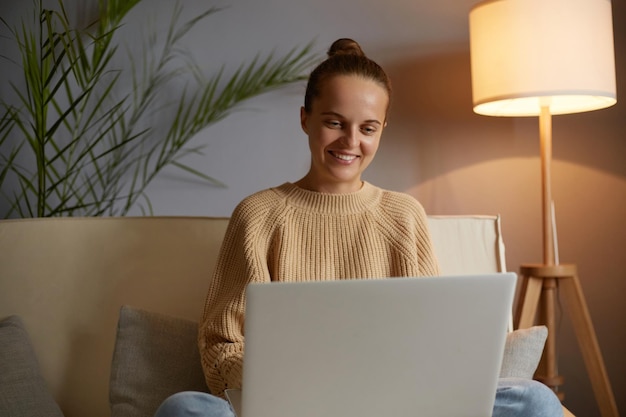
[469,1,619,416]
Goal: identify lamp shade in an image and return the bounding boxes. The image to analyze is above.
[469,0,617,116]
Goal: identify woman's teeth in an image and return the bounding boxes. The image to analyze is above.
[331,151,357,161]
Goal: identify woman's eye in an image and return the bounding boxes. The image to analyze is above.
[325,121,342,128]
[362,126,377,135]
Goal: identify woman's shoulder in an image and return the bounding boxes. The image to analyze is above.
[376,186,426,215]
[236,183,292,208]
[229,183,291,226]
[365,185,429,230]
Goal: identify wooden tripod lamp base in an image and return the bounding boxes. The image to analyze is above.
[515,264,619,417]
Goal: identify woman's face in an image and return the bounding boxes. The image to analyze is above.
[300,74,389,194]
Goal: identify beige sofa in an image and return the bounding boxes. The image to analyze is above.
[0,216,572,417]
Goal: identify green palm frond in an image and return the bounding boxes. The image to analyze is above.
[0,0,318,217]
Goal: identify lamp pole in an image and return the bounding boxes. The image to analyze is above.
[531,106,564,397]
[539,106,554,266]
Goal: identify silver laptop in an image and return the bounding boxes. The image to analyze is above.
[227,273,516,417]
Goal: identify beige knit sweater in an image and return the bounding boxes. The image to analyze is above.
[198,182,440,397]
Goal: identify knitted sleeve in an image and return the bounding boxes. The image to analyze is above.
[197,198,272,398]
[414,202,441,277]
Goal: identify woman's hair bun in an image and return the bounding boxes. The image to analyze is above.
[327,38,365,58]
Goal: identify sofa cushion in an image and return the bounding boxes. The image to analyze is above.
[500,326,548,379]
[0,315,65,417]
[109,306,209,417]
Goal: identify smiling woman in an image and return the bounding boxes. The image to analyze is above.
[153,38,563,417]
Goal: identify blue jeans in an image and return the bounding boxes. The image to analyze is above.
[154,377,563,417]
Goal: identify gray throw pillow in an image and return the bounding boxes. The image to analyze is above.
[0,315,65,417]
[500,325,548,379]
[109,306,209,417]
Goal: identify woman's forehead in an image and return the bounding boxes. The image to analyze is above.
[313,75,389,118]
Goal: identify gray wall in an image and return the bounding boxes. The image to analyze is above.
[2,0,624,415]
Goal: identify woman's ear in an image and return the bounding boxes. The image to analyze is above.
[300,107,309,134]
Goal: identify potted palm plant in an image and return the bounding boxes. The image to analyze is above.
[0,0,316,217]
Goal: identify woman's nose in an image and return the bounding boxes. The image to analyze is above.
[340,126,359,147]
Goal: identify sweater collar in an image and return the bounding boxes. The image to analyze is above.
[274,182,382,214]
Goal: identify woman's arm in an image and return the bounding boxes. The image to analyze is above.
[197,202,272,398]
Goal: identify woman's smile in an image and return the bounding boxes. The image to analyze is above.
[328,150,359,163]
